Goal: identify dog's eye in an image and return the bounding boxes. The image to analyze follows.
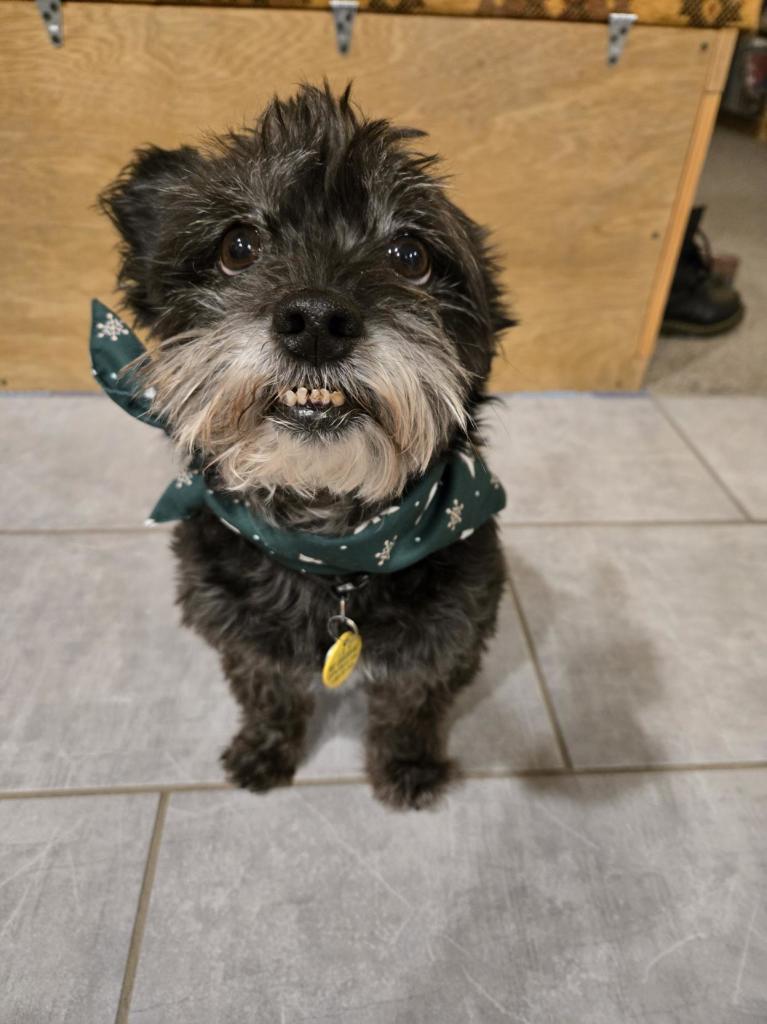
[219,224,261,275]
[387,235,431,285]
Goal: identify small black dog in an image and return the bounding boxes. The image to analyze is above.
[100,84,509,809]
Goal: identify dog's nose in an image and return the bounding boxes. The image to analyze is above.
[272,289,363,364]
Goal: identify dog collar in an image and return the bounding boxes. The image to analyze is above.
[89,299,506,576]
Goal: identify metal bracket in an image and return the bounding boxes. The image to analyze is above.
[607,12,637,66]
[330,0,358,56]
[35,0,63,46]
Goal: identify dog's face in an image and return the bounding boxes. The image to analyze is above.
[101,85,508,503]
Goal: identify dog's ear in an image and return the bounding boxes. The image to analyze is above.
[99,145,200,323]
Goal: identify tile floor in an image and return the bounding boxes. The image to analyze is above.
[2,392,766,1023]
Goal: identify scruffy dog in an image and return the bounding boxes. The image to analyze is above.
[100,84,509,810]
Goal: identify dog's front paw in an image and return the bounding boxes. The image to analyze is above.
[221,731,298,793]
[370,755,458,811]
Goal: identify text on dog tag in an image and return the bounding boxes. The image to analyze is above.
[322,630,362,688]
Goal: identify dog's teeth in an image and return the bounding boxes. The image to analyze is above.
[285,385,344,409]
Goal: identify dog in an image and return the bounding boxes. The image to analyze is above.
[99,83,510,810]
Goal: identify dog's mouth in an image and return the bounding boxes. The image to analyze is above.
[268,383,360,434]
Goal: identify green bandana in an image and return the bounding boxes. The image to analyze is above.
[90,299,506,576]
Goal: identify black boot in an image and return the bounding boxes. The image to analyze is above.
[661,206,744,337]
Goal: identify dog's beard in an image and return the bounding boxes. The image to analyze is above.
[141,313,470,505]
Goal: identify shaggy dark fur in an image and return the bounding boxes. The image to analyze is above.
[101,84,510,809]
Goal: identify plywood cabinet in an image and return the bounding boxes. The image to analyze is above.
[0,2,737,391]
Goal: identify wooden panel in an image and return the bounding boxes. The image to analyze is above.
[0,3,719,391]
[25,0,763,31]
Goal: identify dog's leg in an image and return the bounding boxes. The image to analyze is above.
[364,653,479,810]
[220,650,315,793]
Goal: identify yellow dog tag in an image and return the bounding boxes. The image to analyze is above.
[322,630,362,689]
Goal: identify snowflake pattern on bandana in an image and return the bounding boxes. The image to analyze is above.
[374,536,398,567]
[445,499,464,530]
[174,468,195,489]
[96,312,130,343]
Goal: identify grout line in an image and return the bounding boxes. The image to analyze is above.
[0,782,234,800]
[651,393,753,521]
[3,761,767,805]
[0,526,172,536]
[115,792,169,1024]
[0,777,375,801]
[505,572,574,772]
[467,760,767,779]
[0,390,99,398]
[499,519,761,529]
[3,520,766,538]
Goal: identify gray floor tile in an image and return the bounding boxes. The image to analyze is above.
[1,793,157,1024]
[508,524,767,767]
[450,578,563,772]
[129,773,767,1024]
[0,533,236,790]
[0,395,175,530]
[658,396,767,519]
[483,394,740,523]
[0,533,559,791]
